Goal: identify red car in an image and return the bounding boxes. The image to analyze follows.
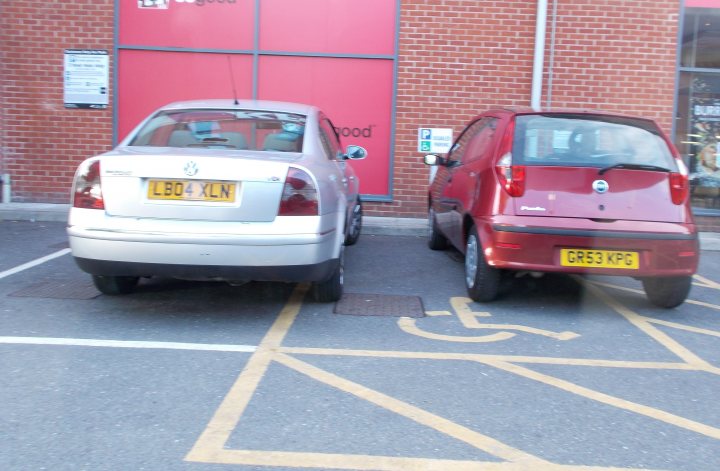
[424,108,698,308]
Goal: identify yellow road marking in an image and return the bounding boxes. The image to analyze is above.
[275,352,550,466]
[280,346,705,371]
[185,283,309,458]
[486,359,720,440]
[185,448,657,471]
[693,274,720,290]
[398,316,516,342]
[581,279,714,369]
[589,279,720,311]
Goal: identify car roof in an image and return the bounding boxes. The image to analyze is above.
[484,106,655,123]
[158,99,319,116]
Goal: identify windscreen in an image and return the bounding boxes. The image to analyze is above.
[128,109,307,152]
[512,114,676,170]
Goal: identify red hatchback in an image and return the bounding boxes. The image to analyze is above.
[424,108,699,308]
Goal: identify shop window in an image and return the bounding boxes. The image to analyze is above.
[677,7,720,211]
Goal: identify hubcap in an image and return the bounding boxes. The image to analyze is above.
[465,235,478,288]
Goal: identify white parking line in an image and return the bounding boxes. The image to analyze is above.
[0,248,72,280]
[0,336,257,353]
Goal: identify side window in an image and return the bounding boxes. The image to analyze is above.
[319,117,342,160]
[449,118,488,165]
[463,118,498,164]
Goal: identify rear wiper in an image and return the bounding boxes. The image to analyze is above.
[598,163,670,176]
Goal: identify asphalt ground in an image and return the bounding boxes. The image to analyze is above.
[1,218,719,471]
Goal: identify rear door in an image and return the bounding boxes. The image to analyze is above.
[511,114,686,223]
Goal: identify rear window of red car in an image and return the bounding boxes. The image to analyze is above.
[512,114,676,170]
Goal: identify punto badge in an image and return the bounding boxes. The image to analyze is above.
[183,161,198,177]
[592,179,609,194]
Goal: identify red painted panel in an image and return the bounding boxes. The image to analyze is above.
[259,0,396,55]
[120,0,254,50]
[117,50,253,140]
[258,56,394,196]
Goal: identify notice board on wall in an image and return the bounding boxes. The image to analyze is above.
[117,0,398,199]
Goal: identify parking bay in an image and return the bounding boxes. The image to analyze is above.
[1,220,719,470]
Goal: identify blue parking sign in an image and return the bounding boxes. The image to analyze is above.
[420,129,432,140]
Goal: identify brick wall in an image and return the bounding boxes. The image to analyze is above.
[364,0,681,218]
[0,0,114,203]
[0,0,690,221]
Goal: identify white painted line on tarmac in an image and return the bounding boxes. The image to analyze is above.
[0,248,72,280]
[0,336,257,353]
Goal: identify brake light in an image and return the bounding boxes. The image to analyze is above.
[72,160,104,209]
[669,172,688,205]
[669,158,688,205]
[278,167,319,216]
[496,153,526,197]
[494,118,525,197]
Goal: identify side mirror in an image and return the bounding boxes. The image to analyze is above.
[424,154,445,166]
[346,145,367,160]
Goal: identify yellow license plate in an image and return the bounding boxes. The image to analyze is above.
[147,179,236,202]
[560,248,639,269]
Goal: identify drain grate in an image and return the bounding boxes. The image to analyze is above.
[8,280,100,300]
[334,293,425,318]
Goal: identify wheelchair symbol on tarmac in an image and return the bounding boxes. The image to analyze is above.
[398,297,580,343]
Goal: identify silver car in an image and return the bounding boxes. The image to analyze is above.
[68,100,367,302]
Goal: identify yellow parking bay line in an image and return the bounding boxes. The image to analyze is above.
[185,283,555,469]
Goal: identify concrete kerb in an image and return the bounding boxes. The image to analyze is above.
[1,202,719,251]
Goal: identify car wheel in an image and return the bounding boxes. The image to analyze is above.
[465,225,500,302]
[344,199,362,246]
[92,275,139,295]
[427,207,448,250]
[313,247,344,302]
[641,276,692,308]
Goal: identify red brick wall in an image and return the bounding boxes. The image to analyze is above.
[364,0,681,218]
[0,0,114,203]
[0,0,685,218]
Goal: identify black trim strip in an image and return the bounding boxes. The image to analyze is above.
[492,225,697,241]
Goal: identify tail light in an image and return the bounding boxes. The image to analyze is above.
[278,167,319,216]
[494,118,525,197]
[72,159,104,209]
[669,157,689,205]
[669,172,688,205]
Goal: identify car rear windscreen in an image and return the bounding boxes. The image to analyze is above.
[512,114,676,170]
[128,109,307,153]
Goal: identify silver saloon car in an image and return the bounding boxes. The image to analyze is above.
[68,100,367,302]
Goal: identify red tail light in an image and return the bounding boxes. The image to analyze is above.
[72,160,104,209]
[669,172,688,205]
[278,167,319,216]
[496,153,526,197]
[669,157,689,205]
[494,118,525,197]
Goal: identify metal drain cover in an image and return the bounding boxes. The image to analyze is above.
[334,293,425,318]
[8,280,100,300]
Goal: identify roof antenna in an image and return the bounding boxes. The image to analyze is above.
[227,55,239,105]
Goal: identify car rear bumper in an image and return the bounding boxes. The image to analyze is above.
[479,217,699,277]
[67,214,342,282]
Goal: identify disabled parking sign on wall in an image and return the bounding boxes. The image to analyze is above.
[418,128,453,153]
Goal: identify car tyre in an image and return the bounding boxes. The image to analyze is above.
[641,276,692,308]
[428,207,448,250]
[344,199,362,246]
[465,225,500,302]
[92,275,139,295]
[313,247,344,302]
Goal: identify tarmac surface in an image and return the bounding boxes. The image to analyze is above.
[2,202,719,251]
